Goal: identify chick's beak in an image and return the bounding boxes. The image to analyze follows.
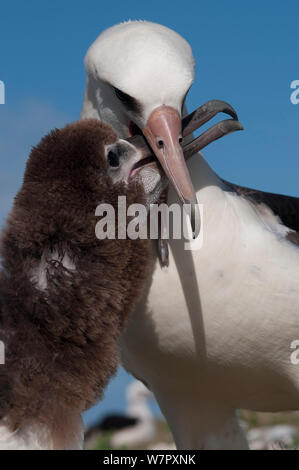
[143,105,200,237]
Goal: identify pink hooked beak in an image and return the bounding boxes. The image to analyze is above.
[143,105,200,237]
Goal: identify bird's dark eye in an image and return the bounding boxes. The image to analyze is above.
[113,86,141,114]
[114,87,132,104]
[107,150,120,168]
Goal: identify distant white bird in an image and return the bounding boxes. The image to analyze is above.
[82,20,299,449]
[249,425,298,450]
[111,381,156,449]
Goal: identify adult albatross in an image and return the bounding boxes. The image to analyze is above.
[81,21,299,450]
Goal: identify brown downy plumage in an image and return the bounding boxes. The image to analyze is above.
[0,119,153,434]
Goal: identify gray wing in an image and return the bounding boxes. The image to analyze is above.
[223,180,299,246]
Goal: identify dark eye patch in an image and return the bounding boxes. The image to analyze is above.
[113,87,141,114]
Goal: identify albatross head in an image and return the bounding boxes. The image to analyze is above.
[82,21,197,214]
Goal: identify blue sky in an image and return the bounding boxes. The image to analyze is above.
[0,1,299,426]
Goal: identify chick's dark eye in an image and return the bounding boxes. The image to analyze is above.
[107,150,120,168]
